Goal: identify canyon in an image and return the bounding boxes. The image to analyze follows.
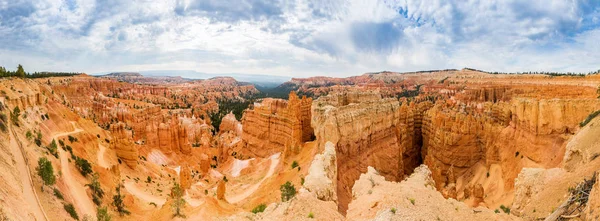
[0,69,600,220]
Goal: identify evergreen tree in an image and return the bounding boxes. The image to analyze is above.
[36,157,56,185]
[112,183,130,216]
[16,64,25,78]
[171,182,186,218]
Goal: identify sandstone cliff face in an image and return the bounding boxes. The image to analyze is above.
[240,91,313,158]
[312,91,403,213]
[110,123,138,168]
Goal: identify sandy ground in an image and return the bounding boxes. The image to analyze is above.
[124,181,167,206]
[53,122,96,218]
[8,128,48,221]
[97,144,109,168]
[227,152,281,204]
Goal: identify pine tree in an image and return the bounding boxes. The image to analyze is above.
[112,183,130,216]
[171,182,186,218]
[16,64,26,78]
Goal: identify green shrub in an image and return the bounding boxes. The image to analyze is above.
[85,173,104,206]
[291,161,299,169]
[409,198,415,205]
[34,131,42,146]
[499,205,510,214]
[0,113,7,132]
[26,130,32,140]
[75,157,92,177]
[68,135,78,143]
[64,203,79,220]
[580,110,600,127]
[46,139,58,158]
[36,157,55,185]
[307,212,314,218]
[251,204,266,214]
[96,207,111,221]
[10,107,20,126]
[54,188,64,200]
[112,184,130,216]
[280,181,296,202]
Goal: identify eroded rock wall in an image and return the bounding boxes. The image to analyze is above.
[240,91,313,157]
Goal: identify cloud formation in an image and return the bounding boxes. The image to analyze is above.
[0,0,599,77]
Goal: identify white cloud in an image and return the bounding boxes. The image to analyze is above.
[0,0,599,77]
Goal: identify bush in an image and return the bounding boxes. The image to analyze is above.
[10,107,20,126]
[96,206,111,221]
[291,161,299,169]
[46,139,58,158]
[54,188,64,200]
[36,157,55,185]
[64,203,79,220]
[307,212,314,218]
[391,208,396,214]
[580,110,600,127]
[86,173,104,206]
[280,181,296,202]
[112,184,130,216]
[0,113,6,132]
[171,182,186,218]
[68,135,78,143]
[499,205,510,214]
[34,131,42,147]
[251,204,266,214]
[26,130,32,140]
[75,157,92,177]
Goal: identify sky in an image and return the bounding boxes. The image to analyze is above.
[0,0,599,78]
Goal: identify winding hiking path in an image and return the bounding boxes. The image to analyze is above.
[227,152,281,204]
[54,122,96,218]
[8,128,49,221]
[124,181,167,206]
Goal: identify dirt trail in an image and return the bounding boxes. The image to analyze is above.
[8,128,49,221]
[227,152,281,204]
[54,122,96,218]
[124,181,167,206]
[97,144,109,168]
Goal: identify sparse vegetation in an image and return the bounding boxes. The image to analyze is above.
[580,110,600,127]
[75,156,93,177]
[10,107,20,126]
[26,130,32,140]
[499,204,510,214]
[307,212,314,218]
[0,113,6,132]
[46,139,58,158]
[112,184,130,216]
[96,207,111,221]
[36,157,56,185]
[171,182,186,218]
[280,181,296,202]
[86,173,104,206]
[251,204,267,214]
[409,198,415,205]
[34,131,42,146]
[53,188,64,200]
[390,207,396,214]
[64,203,79,220]
[68,135,78,143]
[291,160,299,169]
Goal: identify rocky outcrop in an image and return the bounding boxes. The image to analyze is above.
[303,141,337,202]
[180,164,192,190]
[347,165,519,221]
[240,91,313,157]
[311,91,404,213]
[217,180,226,201]
[110,123,138,168]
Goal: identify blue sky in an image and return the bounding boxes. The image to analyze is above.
[0,0,599,77]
